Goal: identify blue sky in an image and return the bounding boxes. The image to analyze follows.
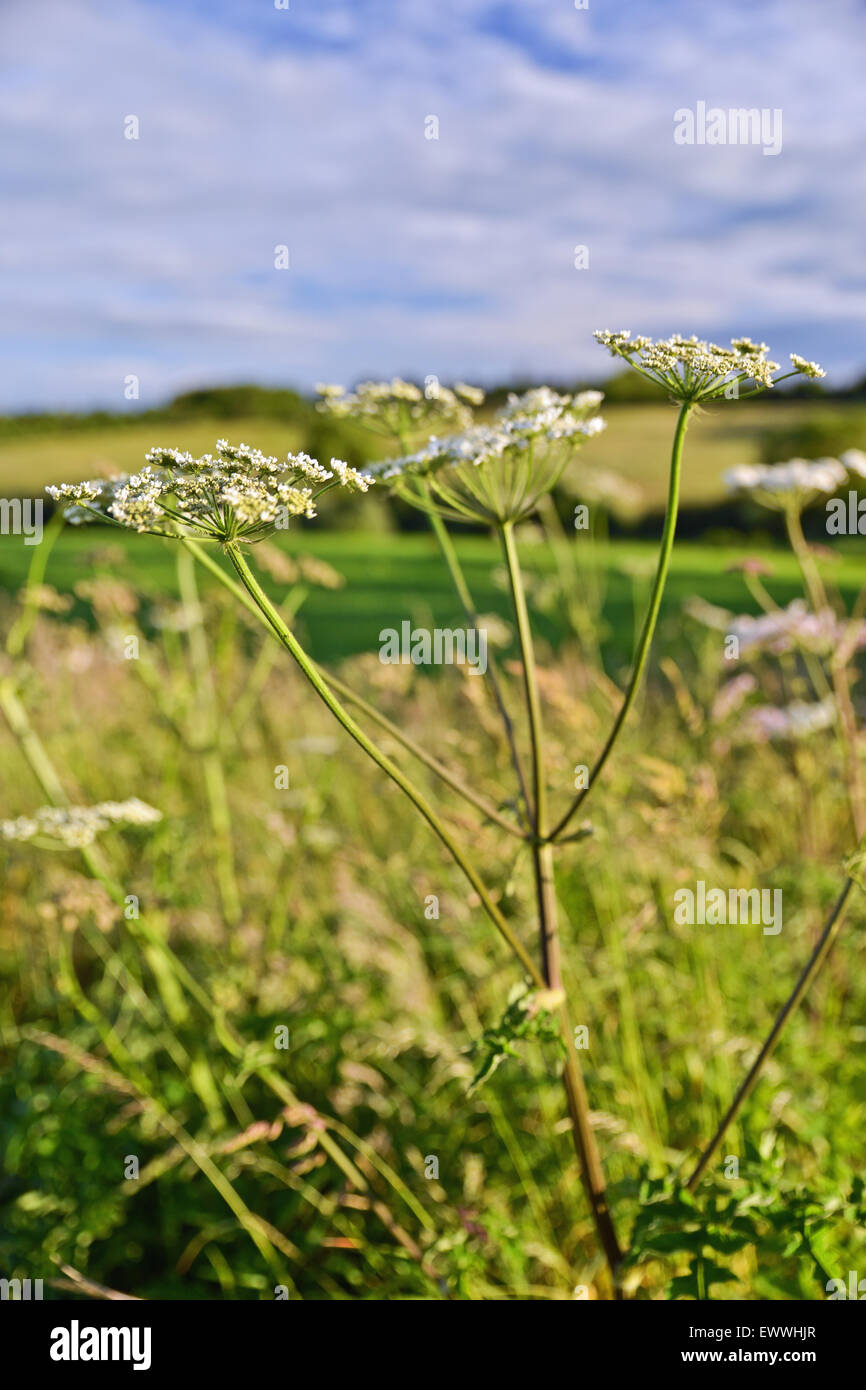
[2,0,865,410]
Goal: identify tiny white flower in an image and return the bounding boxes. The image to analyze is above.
[377,384,605,523]
[840,448,866,479]
[594,330,821,402]
[789,354,826,379]
[315,377,482,434]
[46,440,373,543]
[1,798,162,849]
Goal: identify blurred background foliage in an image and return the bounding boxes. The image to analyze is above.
[1,503,864,1298]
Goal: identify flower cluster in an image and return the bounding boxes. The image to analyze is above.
[687,596,865,658]
[316,378,484,441]
[369,387,605,524]
[594,331,825,403]
[1,798,162,849]
[46,440,371,542]
[724,456,848,511]
[737,696,837,744]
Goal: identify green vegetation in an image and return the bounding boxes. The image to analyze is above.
[0,529,861,665]
[1,382,864,1301]
[1,525,863,1299]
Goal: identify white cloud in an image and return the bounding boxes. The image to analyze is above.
[0,0,864,408]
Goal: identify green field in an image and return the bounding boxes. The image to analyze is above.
[0,528,862,665]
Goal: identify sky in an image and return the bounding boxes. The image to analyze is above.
[2,0,865,411]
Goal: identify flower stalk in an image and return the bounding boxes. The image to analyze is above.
[549,399,693,841]
[223,541,543,985]
[38,332,830,1292]
[500,518,623,1278]
[687,871,858,1190]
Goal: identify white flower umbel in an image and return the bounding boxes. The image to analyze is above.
[1,798,162,849]
[594,331,825,403]
[315,377,484,440]
[370,386,606,524]
[544,331,830,849]
[724,457,847,512]
[46,440,371,543]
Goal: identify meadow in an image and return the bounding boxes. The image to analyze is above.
[2,395,864,511]
[1,375,865,1301]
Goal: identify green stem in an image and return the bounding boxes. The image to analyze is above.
[230,585,308,734]
[0,677,69,805]
[176,549,242,928]
[182,540,524,839]
[550,401,693,842]
[224,542,543,985]
[326,670,526,840]
[499,520,623,1284]
[423,495,533,826]
[686,874,857,1190]
[500,523,545,833]
[5,509,65,659]
[784,506,827,614]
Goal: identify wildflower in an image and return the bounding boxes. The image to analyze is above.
[370,387,605,524]
[789,354,826,379]
[315,377,483,439]
[686,595,862,657]
[724,457,847,511]
[840,448,866,479]
[736,696,836,743]
[593,331,824,403]
[1,798,162,849]
[46,441,371,543]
